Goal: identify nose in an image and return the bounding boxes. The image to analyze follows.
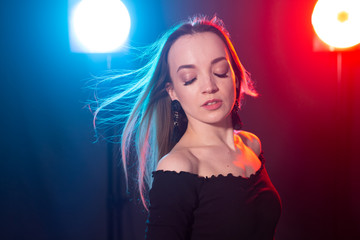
[202,76,219,94]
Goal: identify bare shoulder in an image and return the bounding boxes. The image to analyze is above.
[237,130,262,156]
[156,148,197,173]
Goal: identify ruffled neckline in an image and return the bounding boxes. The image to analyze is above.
[153,152,265,181]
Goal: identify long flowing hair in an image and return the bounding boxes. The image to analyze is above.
[91,16,257,210]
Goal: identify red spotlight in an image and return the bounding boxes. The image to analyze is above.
[312,0,360,49]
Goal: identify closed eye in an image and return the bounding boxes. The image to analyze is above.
[184,78,196,86]
[214,73,228,78]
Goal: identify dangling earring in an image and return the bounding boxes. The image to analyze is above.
[171,100,185,144]
[231,100,243,130]
[171,100,181,126]
[232,77,243,130]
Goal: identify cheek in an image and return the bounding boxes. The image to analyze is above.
[178,92,196,107]
[172,84,195,104]
[223,78,236,100]
[175,90,200,116]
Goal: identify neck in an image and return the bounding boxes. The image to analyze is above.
[181,116,237,150]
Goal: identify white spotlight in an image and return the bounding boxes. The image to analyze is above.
[312,0,360,49]
[69,0,131,53]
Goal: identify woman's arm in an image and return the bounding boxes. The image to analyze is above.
[146,151,197,240]
[146,170,198,240]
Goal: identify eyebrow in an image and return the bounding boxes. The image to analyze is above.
[176,56,227,72]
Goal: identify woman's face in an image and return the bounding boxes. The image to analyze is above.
[167,32,236,128]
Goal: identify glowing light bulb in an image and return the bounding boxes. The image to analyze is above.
[312,0,360,49]
[70,0,131,53]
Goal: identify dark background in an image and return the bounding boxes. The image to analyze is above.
[1,0,359,239]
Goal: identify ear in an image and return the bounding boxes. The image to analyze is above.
[165,82,178,101]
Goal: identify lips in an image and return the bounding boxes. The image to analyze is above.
[202,99,222,106]
[201,99,223,110]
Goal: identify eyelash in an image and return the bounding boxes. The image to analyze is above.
[214,73,228,78]
[184,78,196,86]
[183,73,228,86]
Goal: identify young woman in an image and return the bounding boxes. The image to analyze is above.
[93,16,281,240]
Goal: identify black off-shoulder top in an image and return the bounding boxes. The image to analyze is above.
[146,152,281,240]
